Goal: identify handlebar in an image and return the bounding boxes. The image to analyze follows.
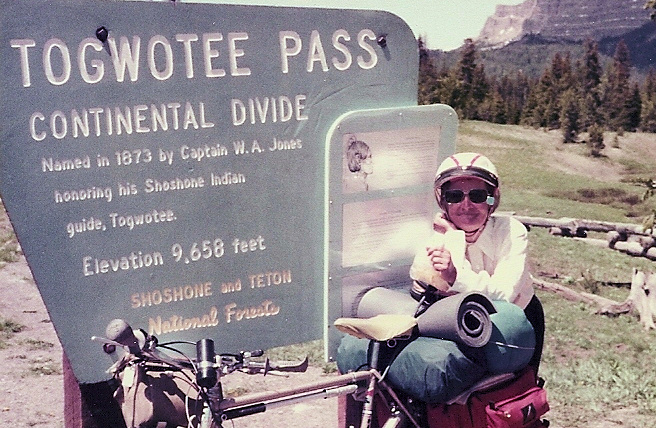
[105,318,143,354]
[93,319,309,380]
[93,319,357,428]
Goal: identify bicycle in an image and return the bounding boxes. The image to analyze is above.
[93,283,548,428]
[93,316,423,428]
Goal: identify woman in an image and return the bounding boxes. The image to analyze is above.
[410,152,544,373]
[344,136,373,192]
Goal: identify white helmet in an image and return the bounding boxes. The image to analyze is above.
[434,153,500,212]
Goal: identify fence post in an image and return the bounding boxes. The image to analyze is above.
[63,352,125,428]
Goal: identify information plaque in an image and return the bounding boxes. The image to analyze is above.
[0,0,418,383]
[324,104,458,358]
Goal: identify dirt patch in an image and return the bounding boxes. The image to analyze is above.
[549,130,656,182]
[0,256,64,428]
[551,149,622,182]
[0,262,339,428]
[463,122,656,184]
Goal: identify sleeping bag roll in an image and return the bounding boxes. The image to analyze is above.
[483,300,536,374]
[336,335,487,404]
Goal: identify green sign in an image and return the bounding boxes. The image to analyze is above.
[324,104,458,358]
[0,0,418,383]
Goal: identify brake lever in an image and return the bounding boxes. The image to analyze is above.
[268,356,309,373]
[244,356,309,375]
[91,335,126,351]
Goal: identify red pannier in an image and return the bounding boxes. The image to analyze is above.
[425,367,549,428]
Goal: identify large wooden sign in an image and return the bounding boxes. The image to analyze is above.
[0,0,418,383]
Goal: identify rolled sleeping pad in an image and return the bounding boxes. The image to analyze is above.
[356,287,496,348]
[416,292,496,348]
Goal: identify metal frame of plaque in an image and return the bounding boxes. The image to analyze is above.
[324,104,458,359]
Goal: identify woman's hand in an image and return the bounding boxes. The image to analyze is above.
[432,213,456,234]
[426,244,457,285]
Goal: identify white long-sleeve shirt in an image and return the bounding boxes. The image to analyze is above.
[410,215,534,309]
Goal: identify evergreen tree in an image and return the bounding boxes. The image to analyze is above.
[472,64,490,103]
[582,39,602,91]
[520,75,543,128]
[418,37,439,105]
[645,68,656,97]
[579,39,603,129]
[626,83,642,132]
[544,55,563,128]
[492,90,508,124]
[524,68,556,128]
[603,40,632,132]
[519,75,540,127]
[453,39,489,119]
[641,99,656,132]
[433,70,462,109]
[457,39,477,91]
[479,78,507,124]
[498,74,525,125]
[539,52,574,129]
[641,69,656,132]
[560,89,580,143]
[587,123,605,157]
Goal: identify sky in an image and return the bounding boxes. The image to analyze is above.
[210,0,527,51]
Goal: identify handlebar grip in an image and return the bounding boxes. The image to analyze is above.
[106,319,142,354]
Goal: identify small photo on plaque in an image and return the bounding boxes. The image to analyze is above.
[341,126,443,194]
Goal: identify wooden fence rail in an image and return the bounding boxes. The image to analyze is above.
[511,215,656,260]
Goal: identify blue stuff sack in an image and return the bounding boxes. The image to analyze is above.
[483,300,536,374]
[337,335,486,404]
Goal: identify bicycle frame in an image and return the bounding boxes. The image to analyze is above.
[218,371,370,420]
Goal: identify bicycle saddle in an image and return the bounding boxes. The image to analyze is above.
[334,314,417,341]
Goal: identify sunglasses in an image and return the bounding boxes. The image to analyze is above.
[442,188,492,204]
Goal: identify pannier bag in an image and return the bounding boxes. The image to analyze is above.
[426,367,549,428]
[484,383,549,428]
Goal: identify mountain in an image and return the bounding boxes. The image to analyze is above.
[477,0,652,48]
[425,0,656,79]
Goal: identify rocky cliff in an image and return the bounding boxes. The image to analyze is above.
[478,0,653,48]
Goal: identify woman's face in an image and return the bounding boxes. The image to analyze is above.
[359,154,373,175]
[442,177,491,233]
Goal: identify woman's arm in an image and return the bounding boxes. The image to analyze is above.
[448,217,531,302]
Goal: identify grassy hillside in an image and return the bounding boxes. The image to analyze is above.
[457,120,656,427]
[458,121,656,222]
